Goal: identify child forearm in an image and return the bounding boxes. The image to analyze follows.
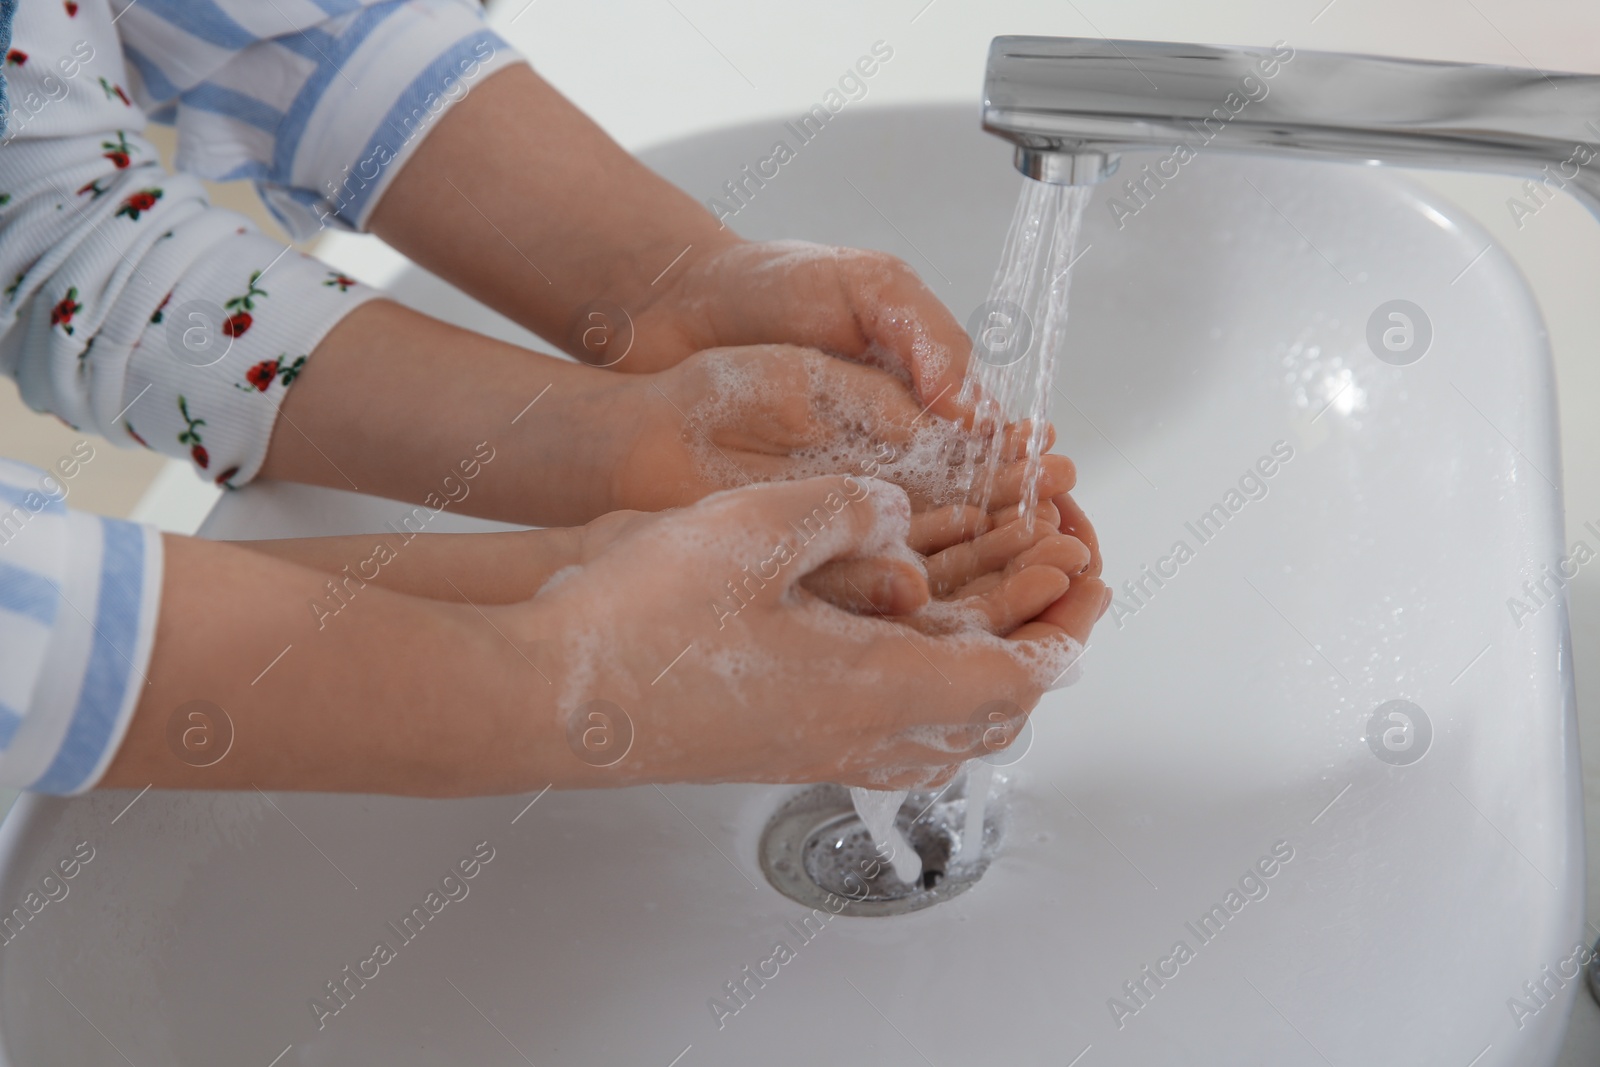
[233,528,581,605]
[100,534,562,795]
[367,64,737,365]
[256,300,637,527]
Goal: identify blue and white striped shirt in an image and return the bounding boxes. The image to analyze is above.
[0,457,160,793]
[110,0,515,238]
[0,0,521,792]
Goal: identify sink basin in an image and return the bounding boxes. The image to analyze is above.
[0,103,1580,1066]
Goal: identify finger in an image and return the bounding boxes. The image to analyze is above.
[945,533,1090,601]
[952,565,1073,636]
[949,571,1004,598]
[1010,576,1110,647]
[1007,532,1092,578]
[973,453,1077,512]
[1052,492,1101,577]
[907,504,988,554]
[987,494,1064,532]
[963,454,1077,519]
[695,476,913,603]
[803,558,930,615]
[925,505,1061,595]
[838,255,974,423]
[997,418,1057,460]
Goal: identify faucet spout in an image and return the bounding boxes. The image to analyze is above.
[982,35,1600,218]
[1013,146,1119,185]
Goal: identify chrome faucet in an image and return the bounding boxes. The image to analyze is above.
[982,36,1600,219]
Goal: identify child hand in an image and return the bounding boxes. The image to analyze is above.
[614,343,1058,515]
[633,241,974,421]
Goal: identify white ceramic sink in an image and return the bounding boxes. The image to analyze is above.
[0,104,1581,1066]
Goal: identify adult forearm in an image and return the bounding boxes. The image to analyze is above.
[367,64,738,363]
[100,534,558,795]
[256,300,634,526]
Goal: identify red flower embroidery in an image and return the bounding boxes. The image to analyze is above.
[236,354,306,393]
[77,179,108,199]
[5,51,26,68]
[51,288,82,335]
[124,421,149,448]
[115,188,163,221]
[177,396,208,469]
[65,0,80,14]
[221,270,268,337]
[102,132,133,169]
[245,359,278,391]
[150,291,172,325]
[215,466,240,487]
[323,272,358,292]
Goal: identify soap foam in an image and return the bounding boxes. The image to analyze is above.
[685,348,987,507]
[535,564,584,596]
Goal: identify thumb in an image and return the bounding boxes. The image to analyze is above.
[695,475,918,606]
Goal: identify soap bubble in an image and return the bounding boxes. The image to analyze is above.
[1364,699,1431,765]
[1365,300,1431,366]
[165,699,234,768]
[565,698,634,768]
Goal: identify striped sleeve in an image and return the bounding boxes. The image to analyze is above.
[0,459,161,794]
[110,0,525,239]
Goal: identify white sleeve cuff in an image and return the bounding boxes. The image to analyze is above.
[118,232,380,488]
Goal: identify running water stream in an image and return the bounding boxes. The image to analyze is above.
[851,178,1093,875]
[960,177,1094,521]
[849,787,922,886]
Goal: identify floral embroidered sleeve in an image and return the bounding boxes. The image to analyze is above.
[0,0,520,487]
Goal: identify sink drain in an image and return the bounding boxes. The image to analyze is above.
[759,774,1004,917]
